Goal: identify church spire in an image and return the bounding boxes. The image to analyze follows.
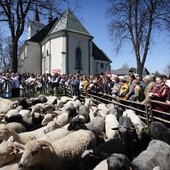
[34,5,40,22]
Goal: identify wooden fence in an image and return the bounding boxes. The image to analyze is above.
[58,84,170,127]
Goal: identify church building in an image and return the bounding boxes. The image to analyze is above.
[18,8,112,75]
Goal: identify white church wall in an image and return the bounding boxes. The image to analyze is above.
[25,43,41,74]
[51,37,63,74]
[67,33,91,75]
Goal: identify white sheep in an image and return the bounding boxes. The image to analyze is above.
[97,103,109,119]
[0,126,47,144]
[46,95,57,105]
[122,109,146,138]
[0,97,15,114]
[43,119,61,133]
[0,160,31,170]
[5,109,20,118]
[68,115,105,139]
[89,106,99,122]
[41,113,56,126]
[105,113,119,141]
[0,140,24,167]
[84,97,93,108]
[37,127,71,142]
[18,129,96,170]
[60,96,72,103]
[0,122,26,133]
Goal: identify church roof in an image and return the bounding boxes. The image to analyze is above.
[28,17,58,42]
[28,9,111,62]
[93,42,112,62]
[50,8,91,36]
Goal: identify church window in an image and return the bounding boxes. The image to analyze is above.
[47,50,49,56]
[75,47,82,69]
[100,63,104,68]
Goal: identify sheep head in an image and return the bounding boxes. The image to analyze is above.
[0,127,12,141]
[18,140,54,168]
[0,140,24,167]
[67,115,85,131]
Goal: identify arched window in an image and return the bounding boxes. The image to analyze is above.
[75,47,82,69]
[47,49,49,56]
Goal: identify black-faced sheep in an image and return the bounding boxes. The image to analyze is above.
[4,110,44,131]
[68,115,105,139]
[80,138,127,170]
[18,129,96,170]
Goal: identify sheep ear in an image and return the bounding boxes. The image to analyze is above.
[10,147,24,155]
[7,136,14,142]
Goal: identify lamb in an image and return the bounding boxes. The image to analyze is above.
[18,129,96,170]
[0,97,15,114]
[105,113,119,141]
[149,121,170,145]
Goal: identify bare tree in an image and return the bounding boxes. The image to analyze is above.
[0,0,66,73]
[107,0,170,76]
[164,62,170,77]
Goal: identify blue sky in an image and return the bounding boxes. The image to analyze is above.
[1,0,169,74]
[75,0,170,74]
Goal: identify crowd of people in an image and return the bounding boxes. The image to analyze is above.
[0,71,170,112]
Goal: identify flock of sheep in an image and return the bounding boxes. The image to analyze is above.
[0,94,170,170]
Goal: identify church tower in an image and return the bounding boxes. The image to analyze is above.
[28,5,45,39]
